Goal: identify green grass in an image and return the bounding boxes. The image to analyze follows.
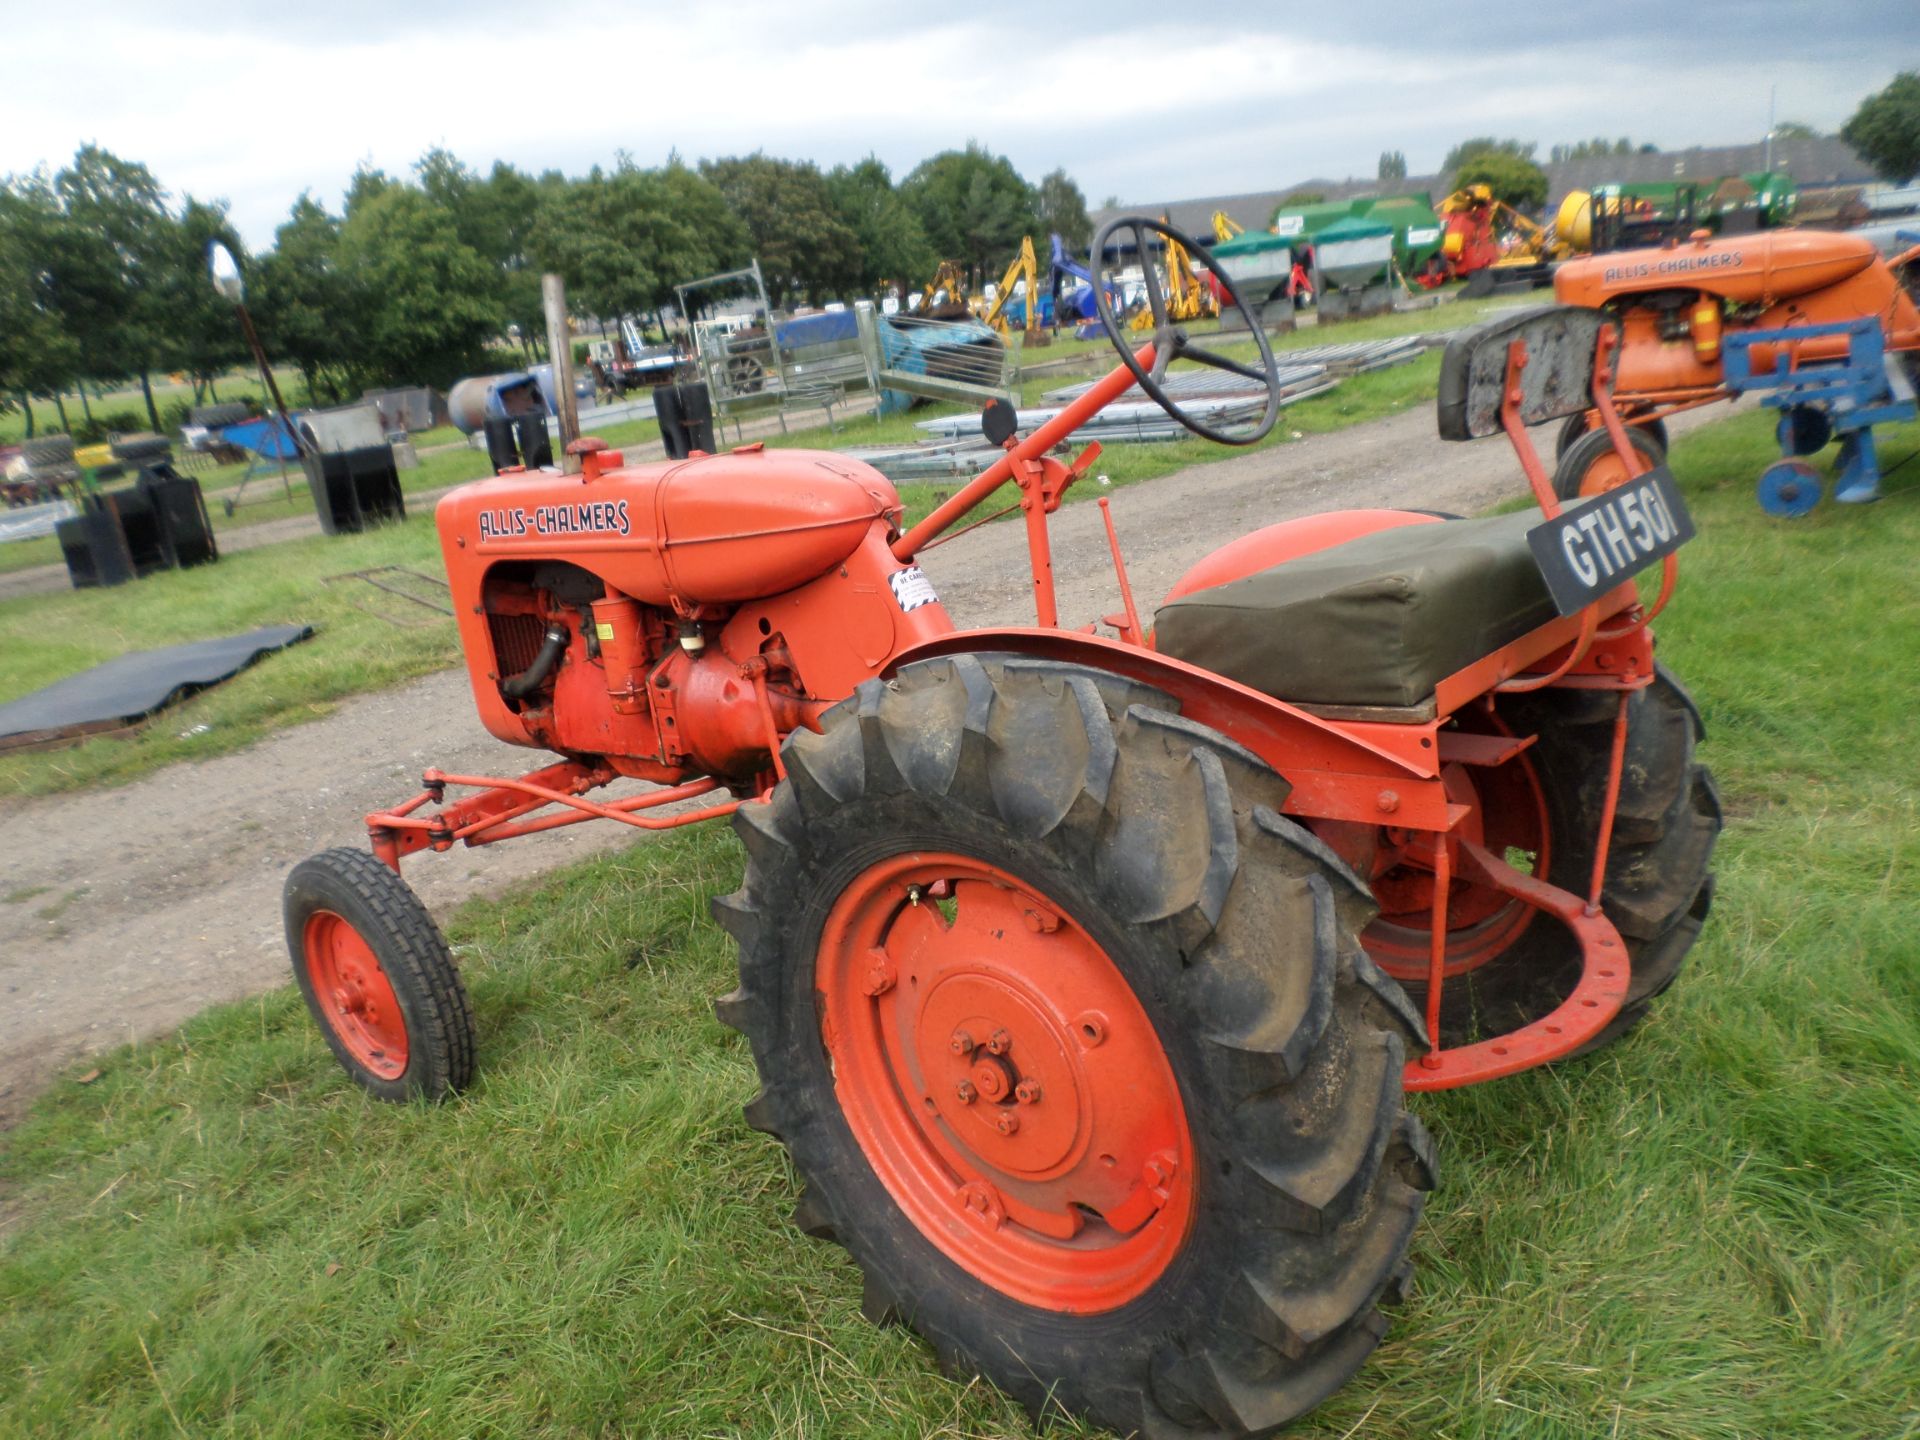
[0,515,461,798]
[2,409,1917,1436]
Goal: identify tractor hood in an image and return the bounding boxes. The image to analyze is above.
[436,447,903,608]
[1555,230,1878,308]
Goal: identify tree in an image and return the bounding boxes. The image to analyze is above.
[50,145,191,430]
[901,145,1036,281]
[699,154,861,306]
[1771,120,1820,141]
[825,157,933,297]
[337,187,500,389]
[1453,151,1549,211]
[1442,137,1537,173]
[0,176,81,432]
[150,195,249,402]
[1842,73,1920,182]
[532,161,745,327]
[252,194,364,404]
[417,150,549,356]
[1035,168,1091,248]
[1378,150,1407,183]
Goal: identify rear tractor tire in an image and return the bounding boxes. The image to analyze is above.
[713,654,1437,1438]
[284,848,476,1101]
[1393,666,1720,1053]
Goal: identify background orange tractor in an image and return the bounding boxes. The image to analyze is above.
[1549,228,1920,504]
[284,219,1718,1436]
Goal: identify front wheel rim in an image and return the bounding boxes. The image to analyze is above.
[816,852,1194,1313]
[303,910,409,1080]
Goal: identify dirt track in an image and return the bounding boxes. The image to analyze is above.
[0,403,1714,1124]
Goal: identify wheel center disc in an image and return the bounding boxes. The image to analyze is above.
[302,910,409,1081]
[817,852,1193,1313]
[919,973,1080,1174]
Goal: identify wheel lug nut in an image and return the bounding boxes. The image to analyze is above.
[996,1112,1020,1136]
[948,1029,974,1055]
[1015,1079,1042,1105]
[986,1028,1012,1056]
[955,1080,977,1105]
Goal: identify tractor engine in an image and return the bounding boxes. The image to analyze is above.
[472,559,819,784]
[433,444,952,789]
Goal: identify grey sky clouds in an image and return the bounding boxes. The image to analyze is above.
[2,1,1912,248]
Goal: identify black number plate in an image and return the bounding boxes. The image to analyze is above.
[1526,464,1696,617]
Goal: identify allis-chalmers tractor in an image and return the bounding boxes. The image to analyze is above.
[285,217,1719,1437]
[1548,227,1920,507]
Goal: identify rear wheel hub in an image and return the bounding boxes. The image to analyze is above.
[817,853,1192,1312]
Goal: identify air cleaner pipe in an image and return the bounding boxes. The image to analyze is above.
[501,621,570,699]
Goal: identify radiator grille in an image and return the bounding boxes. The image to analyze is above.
[488,612,548,677]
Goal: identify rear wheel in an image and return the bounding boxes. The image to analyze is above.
[284,848,475,1101]
[1553,423,1668,501]
[714,655,1435,1438]
[1373,668,1719,1051]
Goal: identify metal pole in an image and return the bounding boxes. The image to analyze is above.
[543,273,582,473]
[235,302,303,497]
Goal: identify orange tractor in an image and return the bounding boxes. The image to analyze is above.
[1549,228,1920,504]
[285,218,1719,1436]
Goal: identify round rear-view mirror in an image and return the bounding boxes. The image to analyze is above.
[209,242,244,303]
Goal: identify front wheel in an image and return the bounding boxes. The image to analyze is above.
[284,848,476,1101]
[713,656,1434,1438]
[1554,422,1669,501]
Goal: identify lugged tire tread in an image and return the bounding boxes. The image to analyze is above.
[712,654,1432,1438]
[283,847,475,1100]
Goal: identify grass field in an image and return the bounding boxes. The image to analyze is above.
[2,408,1916,1437]
[0,517,462,797]
[0,346,1444,799]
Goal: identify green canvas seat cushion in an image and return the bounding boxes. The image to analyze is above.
[1154,509,1559,708]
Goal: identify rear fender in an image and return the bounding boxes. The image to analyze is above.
[888,627,1454,830]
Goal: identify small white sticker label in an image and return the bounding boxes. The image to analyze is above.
[888,566,940,612]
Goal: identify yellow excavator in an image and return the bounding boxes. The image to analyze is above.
[980,236,1048,344]
[1212,211,1245,243]
[914,260,972,319]
[1132,215,1220,330]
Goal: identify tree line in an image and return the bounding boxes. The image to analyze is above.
[0,142,1093,434]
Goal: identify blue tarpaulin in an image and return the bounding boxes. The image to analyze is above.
[221,414,303,459]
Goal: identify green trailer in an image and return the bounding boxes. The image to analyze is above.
[1358,193,1446,284]
[1311,215,1397,322]
[1271,193,1443,285]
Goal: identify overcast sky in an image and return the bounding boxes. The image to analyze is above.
[3,0,1913,249]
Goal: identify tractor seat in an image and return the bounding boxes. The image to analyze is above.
[1154,509,1559,710]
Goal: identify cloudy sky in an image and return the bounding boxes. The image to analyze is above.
[3,0,1912,249]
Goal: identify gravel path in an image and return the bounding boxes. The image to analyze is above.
[0,403,1715,1123]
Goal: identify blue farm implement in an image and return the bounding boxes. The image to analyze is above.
[1722,317,1918,516]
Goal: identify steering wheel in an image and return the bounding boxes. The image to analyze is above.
[1088,216,1282,446]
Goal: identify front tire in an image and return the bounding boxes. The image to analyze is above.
[1554,423,1668,501]
[714,656,1435,1438]
[284,848,476,1101]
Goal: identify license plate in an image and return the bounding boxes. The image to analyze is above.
[1527,464,1696,617]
